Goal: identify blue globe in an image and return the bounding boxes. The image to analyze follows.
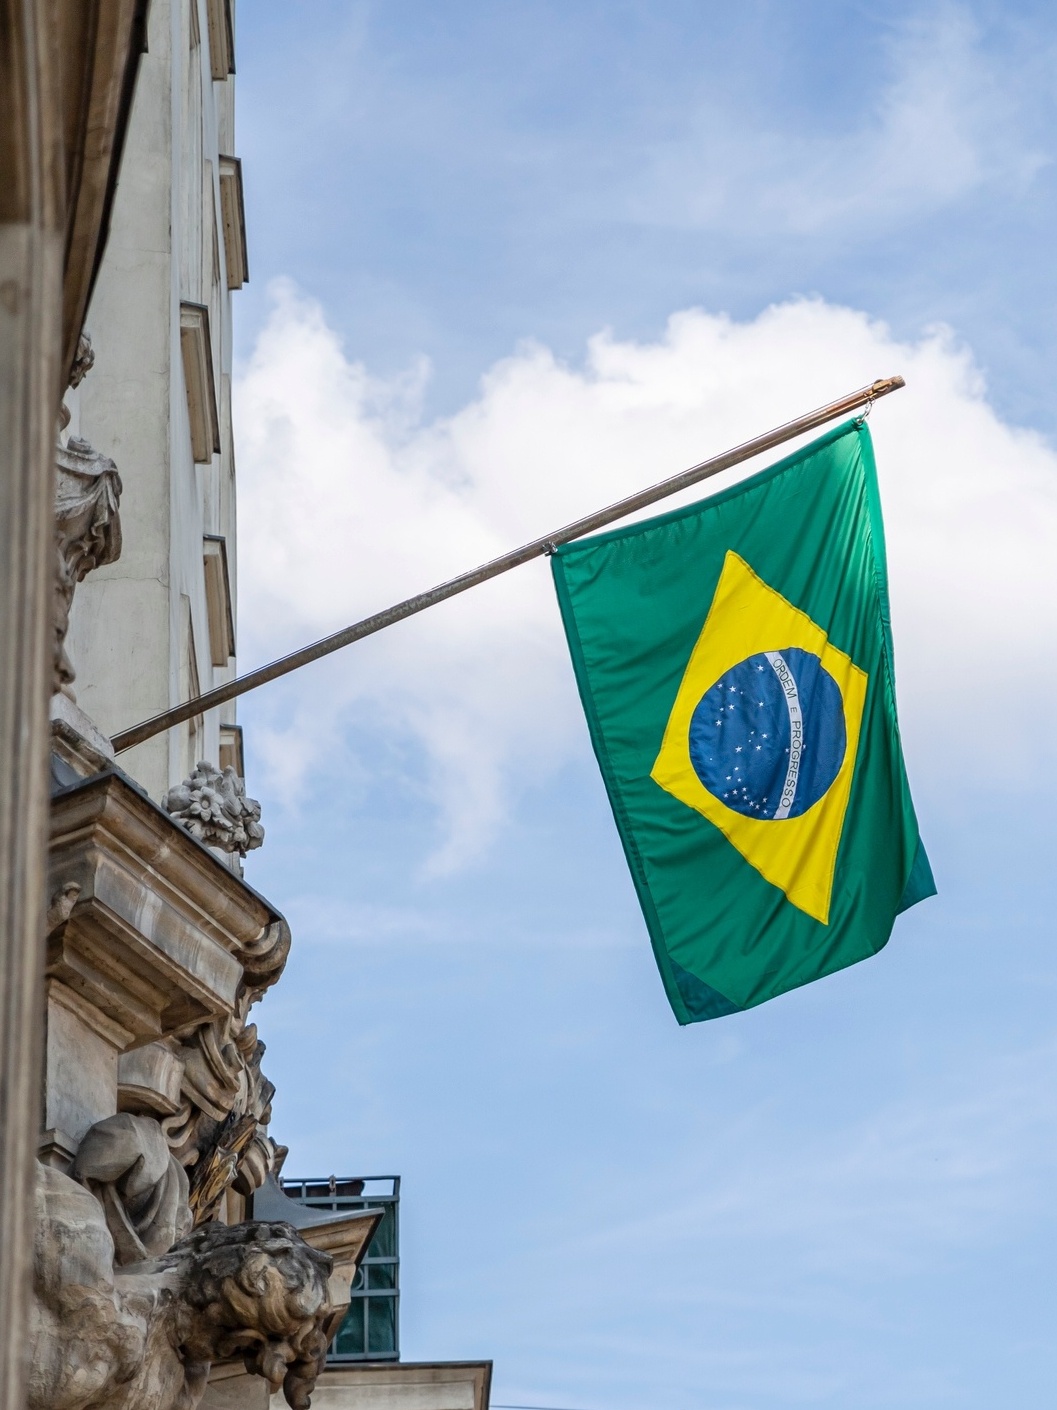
[688,647,846,820]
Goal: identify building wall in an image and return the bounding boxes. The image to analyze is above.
[270,1364,492,1410]
[66,0,241,805]
[200,1361,493,1410]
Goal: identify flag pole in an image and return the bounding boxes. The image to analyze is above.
[111,375,904,754]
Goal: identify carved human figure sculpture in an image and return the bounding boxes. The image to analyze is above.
[31,1164,334,1410]
[72,1112,193,1264]
[54,333,123,693]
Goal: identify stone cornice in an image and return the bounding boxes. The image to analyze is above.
[48,769,287,1047]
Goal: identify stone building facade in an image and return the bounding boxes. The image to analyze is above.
[63,0,246,803]
[32,5,379,1410]
[23,5,493,1410]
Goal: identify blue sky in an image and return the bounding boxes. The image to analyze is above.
[236,1,1057,431]
[232,5,1057,1407]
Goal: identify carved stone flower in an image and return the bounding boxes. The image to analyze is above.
[163,762,264,856]
[186,782,230,828]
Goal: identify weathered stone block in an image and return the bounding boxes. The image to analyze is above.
[46,768,287,1155]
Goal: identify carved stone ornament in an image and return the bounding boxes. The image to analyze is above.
[40,771,308,1410]
[67,329,96,394]
[30,1164,333,1410]
[72,1112,193,1265]
[54,332,123,693]
[163,762,265,856]
[160,1219,332,1410]
[161,916,292,1224]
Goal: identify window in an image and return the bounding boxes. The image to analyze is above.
[219,723,244,777]
[280,1176,400,1362]
[218,156,248,289]
[203,535,234,664]
[180,597,204,775]
[179,303,220,463]
[205,0,234,80]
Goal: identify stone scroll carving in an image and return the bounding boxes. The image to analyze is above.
[78,922,289,1245]
[54,332,123,694]
[30,1164,333,1410]
[160,917,291,1222]
[163,762,265,856]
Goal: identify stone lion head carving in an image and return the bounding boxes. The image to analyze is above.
[162,1220,333,1410]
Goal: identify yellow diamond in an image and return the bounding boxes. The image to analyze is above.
[651,551,867,923]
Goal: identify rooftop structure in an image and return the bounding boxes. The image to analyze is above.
[279,1177,401,1363]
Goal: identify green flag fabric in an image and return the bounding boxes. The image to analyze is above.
[551,420,935,1024]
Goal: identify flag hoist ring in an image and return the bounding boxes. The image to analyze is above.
[688,648,846,820]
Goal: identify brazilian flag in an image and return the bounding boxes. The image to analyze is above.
[551,421,935,1024]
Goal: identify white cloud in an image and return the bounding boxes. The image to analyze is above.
[235,281,1057,869]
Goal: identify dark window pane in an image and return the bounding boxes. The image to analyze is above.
[333,1302,365,1356]
[366,1296,397,1356]
[351,1265,365,1291]
[368,1210,395,1259]
[367,1262,395,1290]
